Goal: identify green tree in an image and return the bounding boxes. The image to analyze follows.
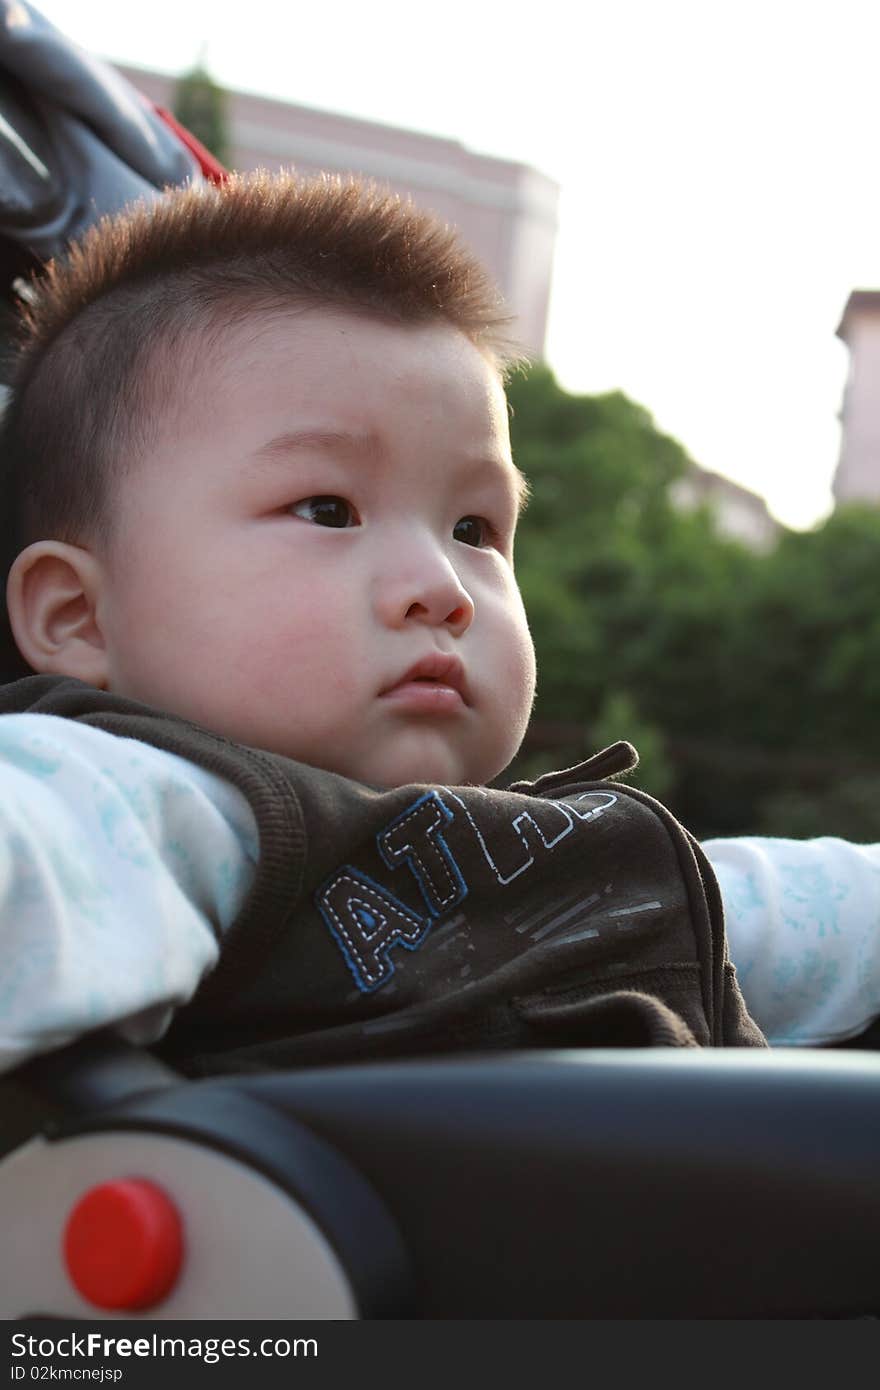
[505,362,880,841]
[172,58,230,168]
[505,363,747,809]
[721,504,880,838]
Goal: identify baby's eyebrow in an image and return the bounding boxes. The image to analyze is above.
[249,427,530,513]
[250,428,377,464]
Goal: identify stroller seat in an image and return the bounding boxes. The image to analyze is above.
[3,1036,880,1319]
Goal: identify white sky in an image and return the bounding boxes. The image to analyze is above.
[30,0,880,528]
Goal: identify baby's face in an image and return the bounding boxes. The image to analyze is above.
[94,307,536,786]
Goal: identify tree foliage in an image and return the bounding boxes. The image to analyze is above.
[172,60,230,168]
[505,364,880,843]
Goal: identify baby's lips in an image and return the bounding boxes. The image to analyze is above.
[381,652,470,704]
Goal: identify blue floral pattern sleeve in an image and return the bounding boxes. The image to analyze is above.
[0,714,257,1072]
[704,836,880,1045]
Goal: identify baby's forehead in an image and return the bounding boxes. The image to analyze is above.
[111,306,530,544]
[154,305,515,463]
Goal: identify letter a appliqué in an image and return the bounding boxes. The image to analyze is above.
[317,868,432,992]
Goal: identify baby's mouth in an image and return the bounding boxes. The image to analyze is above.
[380,653,469,709]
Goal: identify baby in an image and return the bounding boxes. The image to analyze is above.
[0,171,852,1072]
[3,178,534,792]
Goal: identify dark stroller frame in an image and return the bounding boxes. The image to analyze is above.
[5,1035,880,1318]
[2,1,880,1321]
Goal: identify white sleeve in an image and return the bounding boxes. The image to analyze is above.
[704,835,880,1045]
[0,713,258,1074]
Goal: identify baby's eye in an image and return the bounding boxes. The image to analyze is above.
[290,496,360,528]
[452,515,492,548]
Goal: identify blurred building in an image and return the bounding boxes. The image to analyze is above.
[115,63,559,360]
[834,290,880,505]
[670,466,781,550]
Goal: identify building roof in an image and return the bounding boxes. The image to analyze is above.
[836,290,880,342]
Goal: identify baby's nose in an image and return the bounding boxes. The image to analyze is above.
[404,590,473,634]
[378,550,475,635]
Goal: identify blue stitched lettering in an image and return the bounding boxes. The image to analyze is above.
[442,790,580,884]
[317,868,431,992]
[378,791,467,915]
[561,792,618,822]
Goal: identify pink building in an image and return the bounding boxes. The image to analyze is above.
[833,290,880,505]
[116,64,559,360]
[670,465,780,551]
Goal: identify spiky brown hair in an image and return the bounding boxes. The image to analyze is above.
[0,169,519,678]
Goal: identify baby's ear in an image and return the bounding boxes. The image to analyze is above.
[6,541,109,687]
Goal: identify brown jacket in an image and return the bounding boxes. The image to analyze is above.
[0,676,767,1073]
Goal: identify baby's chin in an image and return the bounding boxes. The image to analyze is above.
[322,739,510,791]
[346,753,482,791]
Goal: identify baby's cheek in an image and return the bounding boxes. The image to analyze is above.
[242,616,363,746]
[508,635,537,747]
[479,606,535,777]
[500,588,537,714]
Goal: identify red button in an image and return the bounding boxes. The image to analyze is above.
[63,1178,184,1310]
